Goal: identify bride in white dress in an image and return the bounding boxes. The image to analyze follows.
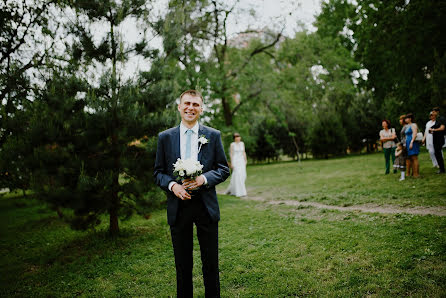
[225,133,247,197]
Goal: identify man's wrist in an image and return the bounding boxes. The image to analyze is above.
[200,174,208,185]
[168,181,177,192]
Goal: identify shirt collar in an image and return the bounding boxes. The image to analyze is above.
[180,122,199,135]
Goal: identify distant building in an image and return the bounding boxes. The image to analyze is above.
[227,29,284,49]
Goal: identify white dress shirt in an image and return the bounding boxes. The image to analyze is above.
[168,122,207,191]
[180,122,199,161]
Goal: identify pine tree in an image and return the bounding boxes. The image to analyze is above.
[25,0,175,235]
[0,0,59,192]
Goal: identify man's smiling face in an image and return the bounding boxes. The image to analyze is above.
[178,93,203,126]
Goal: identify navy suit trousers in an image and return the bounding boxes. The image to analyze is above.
[170,196,220,298]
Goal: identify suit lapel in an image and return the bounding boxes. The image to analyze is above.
[198,125,206,162]
[172,126,180,160]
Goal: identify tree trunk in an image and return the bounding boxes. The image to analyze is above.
[109,136,120,236]
[291,135,301,163]
[109,195,119,236]
[221,95,233,126]
[108,13,120,237]
[56,207,64,218]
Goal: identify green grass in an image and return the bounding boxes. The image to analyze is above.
[218,150,446,207]
[1,151,445,296]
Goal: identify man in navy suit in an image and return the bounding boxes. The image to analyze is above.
[154,90,230,297]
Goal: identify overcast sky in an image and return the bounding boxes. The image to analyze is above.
[231,0,322,35]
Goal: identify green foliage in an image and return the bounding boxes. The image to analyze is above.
[255,31,366,158]
[354,0,446,110]
[162,0,283,127]
[159,0,213,97]
[159,0,391,160]
[0,0,59,189]
[0,0,176,234]
[345,91,384,152]
[248,117,281,162]
[314,0,356,51]
[308,107,348,158]
[318,0,446,121]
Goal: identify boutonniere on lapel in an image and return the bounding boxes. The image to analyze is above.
[198,135,209,153]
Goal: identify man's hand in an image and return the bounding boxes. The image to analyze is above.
[182,175,205,191]
[172,183,191,200]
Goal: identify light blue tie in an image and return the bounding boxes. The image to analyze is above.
[185,129,193,159]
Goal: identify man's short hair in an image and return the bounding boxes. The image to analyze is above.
[432,107,440,112]
[179,90,203,103]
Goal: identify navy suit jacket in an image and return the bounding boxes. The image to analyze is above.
[154,124,230,226]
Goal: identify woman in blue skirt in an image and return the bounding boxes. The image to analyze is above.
[404,113,420,178]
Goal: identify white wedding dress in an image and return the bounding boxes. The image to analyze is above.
[225,142,247,197]
[425,120,439,167]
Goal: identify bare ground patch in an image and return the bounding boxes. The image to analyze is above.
[221,193,446,216]
[267,200,446,216]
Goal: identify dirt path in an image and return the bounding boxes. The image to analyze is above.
[235,195,446,217]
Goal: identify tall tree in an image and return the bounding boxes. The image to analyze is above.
[354,0,446,113]
[272,31,365,156]
[0,0,59,191]
[19,0,175,235]
[317,0,446,119]
[162,0,283,126]
[0,0,58,142]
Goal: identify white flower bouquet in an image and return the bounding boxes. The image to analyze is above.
[173,158,204,181]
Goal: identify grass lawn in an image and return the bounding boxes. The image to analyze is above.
[221,150,446,207]
[1,151,445,296]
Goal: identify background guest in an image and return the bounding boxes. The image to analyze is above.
[423,111,440,168]
[399,114,411,176]
[429,107,445,174]
[399,114,407,145]
[394,142,407,181]
[404,113,420,178]
[379,119,397,174]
